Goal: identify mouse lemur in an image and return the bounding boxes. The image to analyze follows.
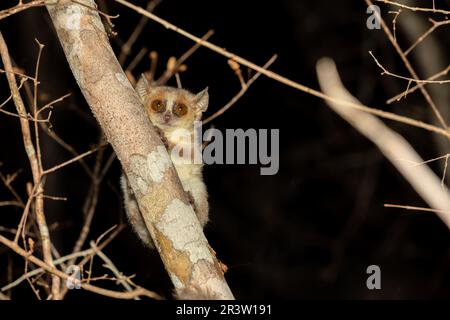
[120,75,209,247]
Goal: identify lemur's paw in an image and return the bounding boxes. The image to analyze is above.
[186,190,197,212]
[155,126,170,149]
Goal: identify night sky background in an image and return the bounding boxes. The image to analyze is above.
[1,0,450,299]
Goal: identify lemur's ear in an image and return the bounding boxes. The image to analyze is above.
[194,87,209,112]
[135,74,150,101]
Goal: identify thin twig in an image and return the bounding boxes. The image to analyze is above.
[0,67,36,81]
[400,153,450,167]
[0,0,45,21]
[33,40,44,174]
[388,9,401,42]
[0,170,24,207]
[89,241,139,300]
[369,51,450,84]
[387,65,450,104]
[36,92,71,116]
[14,182,39,244]
[405,19,450,56]
[156,29,215,85]
[118,0,161,65]
[203,55,277,124]
[384,203,450,215]
[376,0,450,15]
[69,145,104,257]
[0,201,23,207]
[126,47,147,73]
[42,145,103,176]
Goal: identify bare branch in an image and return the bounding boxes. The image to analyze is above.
[376,0,450,15]
[42,145,103,175]
[119,0,161,65]
[369,51,450,84]
[387,65,450,104]
[0,0,45,21]
[203,55,277,124]
[384,204,450,215]
[89,241,141,300]
[156,29,215,86]
[405,19,450,56]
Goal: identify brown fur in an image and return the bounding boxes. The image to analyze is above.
[122,76,210,248]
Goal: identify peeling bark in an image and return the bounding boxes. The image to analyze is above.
[46,0,233,299]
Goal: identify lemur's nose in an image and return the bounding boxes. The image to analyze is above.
[163,113,171,123]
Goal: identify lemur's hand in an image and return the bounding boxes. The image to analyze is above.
[155,126,170,149]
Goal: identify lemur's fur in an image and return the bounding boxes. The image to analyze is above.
[121,76,209,248]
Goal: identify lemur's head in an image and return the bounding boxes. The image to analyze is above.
[136,76,208,131]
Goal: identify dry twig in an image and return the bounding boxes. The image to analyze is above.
[376,0,450,15]
[203,55,277,124]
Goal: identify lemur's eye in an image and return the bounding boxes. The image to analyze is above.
[173,103,188,117]
[151,99,166,113]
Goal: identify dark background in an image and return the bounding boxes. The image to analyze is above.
[1,0,449,299]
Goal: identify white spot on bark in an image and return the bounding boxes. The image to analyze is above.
[146,146,172,183]
[135,177,148,195]
[128,155,147,194]
[63,6,82,30]
[128,146,172,194]
[156,199,213,264]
